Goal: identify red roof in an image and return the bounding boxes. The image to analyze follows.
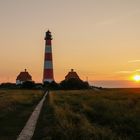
[65,69,80,80]
[16,69,32,81]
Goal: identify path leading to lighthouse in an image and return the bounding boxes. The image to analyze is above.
[17,91,48,140]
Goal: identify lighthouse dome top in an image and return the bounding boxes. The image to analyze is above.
[45,30,52,40]
[47,30,51,33]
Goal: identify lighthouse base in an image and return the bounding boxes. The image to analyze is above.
[43,79,54,83]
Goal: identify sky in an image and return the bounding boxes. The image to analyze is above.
[0,0,140,87]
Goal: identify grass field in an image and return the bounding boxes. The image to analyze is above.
[33,89,140,140]
[0,89,43,140]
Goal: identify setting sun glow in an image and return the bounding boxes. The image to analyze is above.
[133,75,140,82]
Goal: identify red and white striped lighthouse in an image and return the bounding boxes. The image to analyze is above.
[43,30,54,83]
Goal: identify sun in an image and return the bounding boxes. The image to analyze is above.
[133,75,140,82]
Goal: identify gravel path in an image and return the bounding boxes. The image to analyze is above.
[17,91,48,140]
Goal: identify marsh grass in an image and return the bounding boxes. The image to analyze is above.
[0,89,43,140]
[33,89,140,140]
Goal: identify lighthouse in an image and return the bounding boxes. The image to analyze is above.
[43,30,54,83]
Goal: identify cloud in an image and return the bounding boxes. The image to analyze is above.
[97,9,140,26]
[116,69,140,74]
[128,60,140,63]
[136,69,140,72]
[116,71,133,74]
